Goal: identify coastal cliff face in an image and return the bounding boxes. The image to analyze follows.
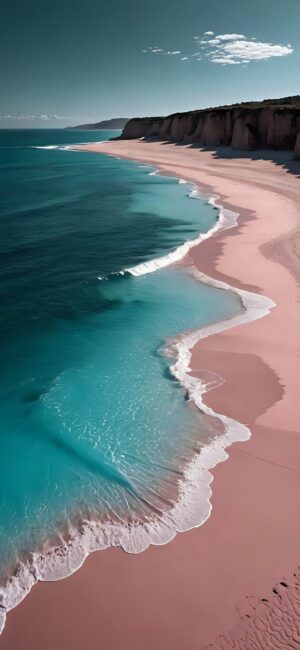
[119,98,300,159]
[294,130,300,159]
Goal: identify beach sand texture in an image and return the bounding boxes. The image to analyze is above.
[1,141,300,649]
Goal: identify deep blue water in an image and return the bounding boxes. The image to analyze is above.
[0,130,240,573]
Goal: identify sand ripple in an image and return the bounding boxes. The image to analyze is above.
[204,567,300,649]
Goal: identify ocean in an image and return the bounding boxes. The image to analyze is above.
[0,129,241,620]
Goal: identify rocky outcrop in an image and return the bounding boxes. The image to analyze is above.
[118,97,300,158]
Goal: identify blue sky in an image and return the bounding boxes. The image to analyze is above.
[1,0,299,127]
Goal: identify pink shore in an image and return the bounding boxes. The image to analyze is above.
[1,141,300,649]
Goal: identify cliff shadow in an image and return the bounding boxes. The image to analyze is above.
[146,137,300,179]
[209,146,300,179]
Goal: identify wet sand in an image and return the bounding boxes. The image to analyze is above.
[1,141,300,649]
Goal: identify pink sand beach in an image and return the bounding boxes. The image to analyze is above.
[1,141,300,649]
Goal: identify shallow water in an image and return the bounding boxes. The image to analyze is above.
[0,129,240,576]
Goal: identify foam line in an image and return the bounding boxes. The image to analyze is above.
[32,142,108,151]
[126,188,237,277]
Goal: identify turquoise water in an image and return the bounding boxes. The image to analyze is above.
[0,130,240,578]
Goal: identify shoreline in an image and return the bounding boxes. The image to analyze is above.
[1,141,300,649]
[0,163,259,633]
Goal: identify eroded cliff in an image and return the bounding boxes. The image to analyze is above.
[119,97,300,159]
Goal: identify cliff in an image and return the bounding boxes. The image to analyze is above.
[118,97,300,159]
[294,130,300,160]
[67,118,128,130]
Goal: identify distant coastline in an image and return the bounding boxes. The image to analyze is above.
[67,117,128,130]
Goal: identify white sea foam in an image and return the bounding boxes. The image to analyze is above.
[33,145,62,149]
[0,168,275,635]
[32,144,77,151]
[32,142,107,151]
[126,188,237,277]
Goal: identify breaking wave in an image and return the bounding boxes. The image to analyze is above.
[97,187,237,281]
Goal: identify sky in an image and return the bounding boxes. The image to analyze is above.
[1,0,299,127]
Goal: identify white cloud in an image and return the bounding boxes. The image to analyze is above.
[211,57,241,65]
[197,32,293,65]
[215,33,246,41]
[141,32,293,67]
[221,40,293,61]
[0,114,71,121]
[143,46,182,56]
[148,46,164,53]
